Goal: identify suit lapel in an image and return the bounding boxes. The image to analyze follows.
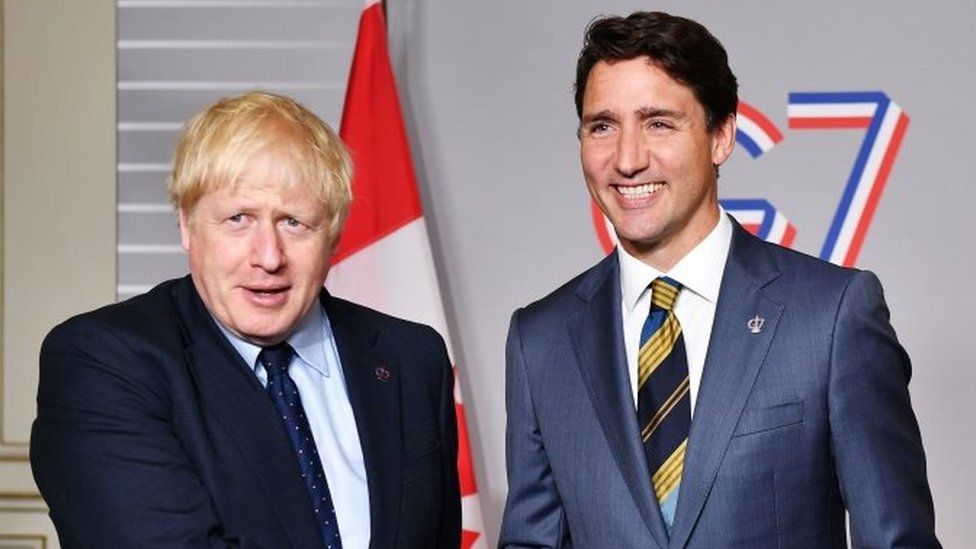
[669,223,785,548]
[171,278,323,549]
[567,253,670,549]
[324,293,402,549]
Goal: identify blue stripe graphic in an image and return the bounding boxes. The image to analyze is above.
[818,94,889,260]
[735,130,764,158]
[720,198,776,240]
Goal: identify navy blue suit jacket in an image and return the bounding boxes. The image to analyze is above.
[500,220,938,548]
[31,276,460,548]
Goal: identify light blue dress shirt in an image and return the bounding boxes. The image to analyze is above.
[217,304,370,549]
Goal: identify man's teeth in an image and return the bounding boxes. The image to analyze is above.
[617,183,663,197]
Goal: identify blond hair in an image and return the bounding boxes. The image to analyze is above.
[169,91,352,243]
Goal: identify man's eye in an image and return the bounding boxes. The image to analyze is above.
[648,120,674,130]
[283,218,303,228]
[227,213,244,223]
[589,122,611,134]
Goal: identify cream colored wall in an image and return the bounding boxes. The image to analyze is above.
[1,0,115,543]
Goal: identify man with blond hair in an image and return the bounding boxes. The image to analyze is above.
[31,91,460,548]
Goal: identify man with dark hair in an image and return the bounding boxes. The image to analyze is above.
[500,11,939,548]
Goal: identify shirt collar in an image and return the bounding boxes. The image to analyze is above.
[618,208,733,312]
[215,302,333,378]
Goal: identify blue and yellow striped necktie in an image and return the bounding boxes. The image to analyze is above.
[637,276,691,534]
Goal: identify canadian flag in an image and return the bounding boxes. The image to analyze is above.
[328,1,486,547]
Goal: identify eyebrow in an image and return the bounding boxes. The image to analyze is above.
[580,110,617,125]
[580,107,687,125]
[636,107,686,120]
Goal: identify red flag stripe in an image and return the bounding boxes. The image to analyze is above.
[336,4,486,546]
[456,401,478,496]
[336,3,423,264]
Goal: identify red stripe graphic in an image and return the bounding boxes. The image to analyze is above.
[781,223,797,248]
[741,223,762,235]
[738,100,783,143]
[789,116,872,129]
[590,201,616,253]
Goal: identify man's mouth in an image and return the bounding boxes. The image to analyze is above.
[613,182,665,198]
[246,286,290,298]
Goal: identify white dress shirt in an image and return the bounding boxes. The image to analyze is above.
[218,304,370,549]
[619,210,733,416]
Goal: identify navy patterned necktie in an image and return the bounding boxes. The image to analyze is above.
[259,342,343,549]
[636,277,691,534]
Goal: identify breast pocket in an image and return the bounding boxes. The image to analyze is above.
[733,401,804,437]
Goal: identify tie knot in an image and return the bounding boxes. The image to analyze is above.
[650,277,682,311]
[257,342,294,377]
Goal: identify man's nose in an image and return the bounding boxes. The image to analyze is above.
[250,222,285,272]
[614,127,649,177]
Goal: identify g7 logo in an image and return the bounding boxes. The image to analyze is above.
[591,91,910,267]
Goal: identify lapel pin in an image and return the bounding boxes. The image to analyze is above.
[374,365,391,382]
[747,315,765,334]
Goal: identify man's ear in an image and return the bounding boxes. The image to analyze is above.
[178,208,191,251]
[711,113,737,167]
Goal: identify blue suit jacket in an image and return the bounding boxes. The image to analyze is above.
[31,276,460,548]
[500,221,938,548]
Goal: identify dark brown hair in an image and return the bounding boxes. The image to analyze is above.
[574,11,738,130]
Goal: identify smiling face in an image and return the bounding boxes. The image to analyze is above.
[580,57,735,271]
[180,147,333,346]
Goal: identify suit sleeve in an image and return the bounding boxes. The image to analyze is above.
[828,271,940,548]
[499,310,573,549]
[433,330,462,549]
[30,319,266,548]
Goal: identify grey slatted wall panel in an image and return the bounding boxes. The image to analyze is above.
[117,0,359,299]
